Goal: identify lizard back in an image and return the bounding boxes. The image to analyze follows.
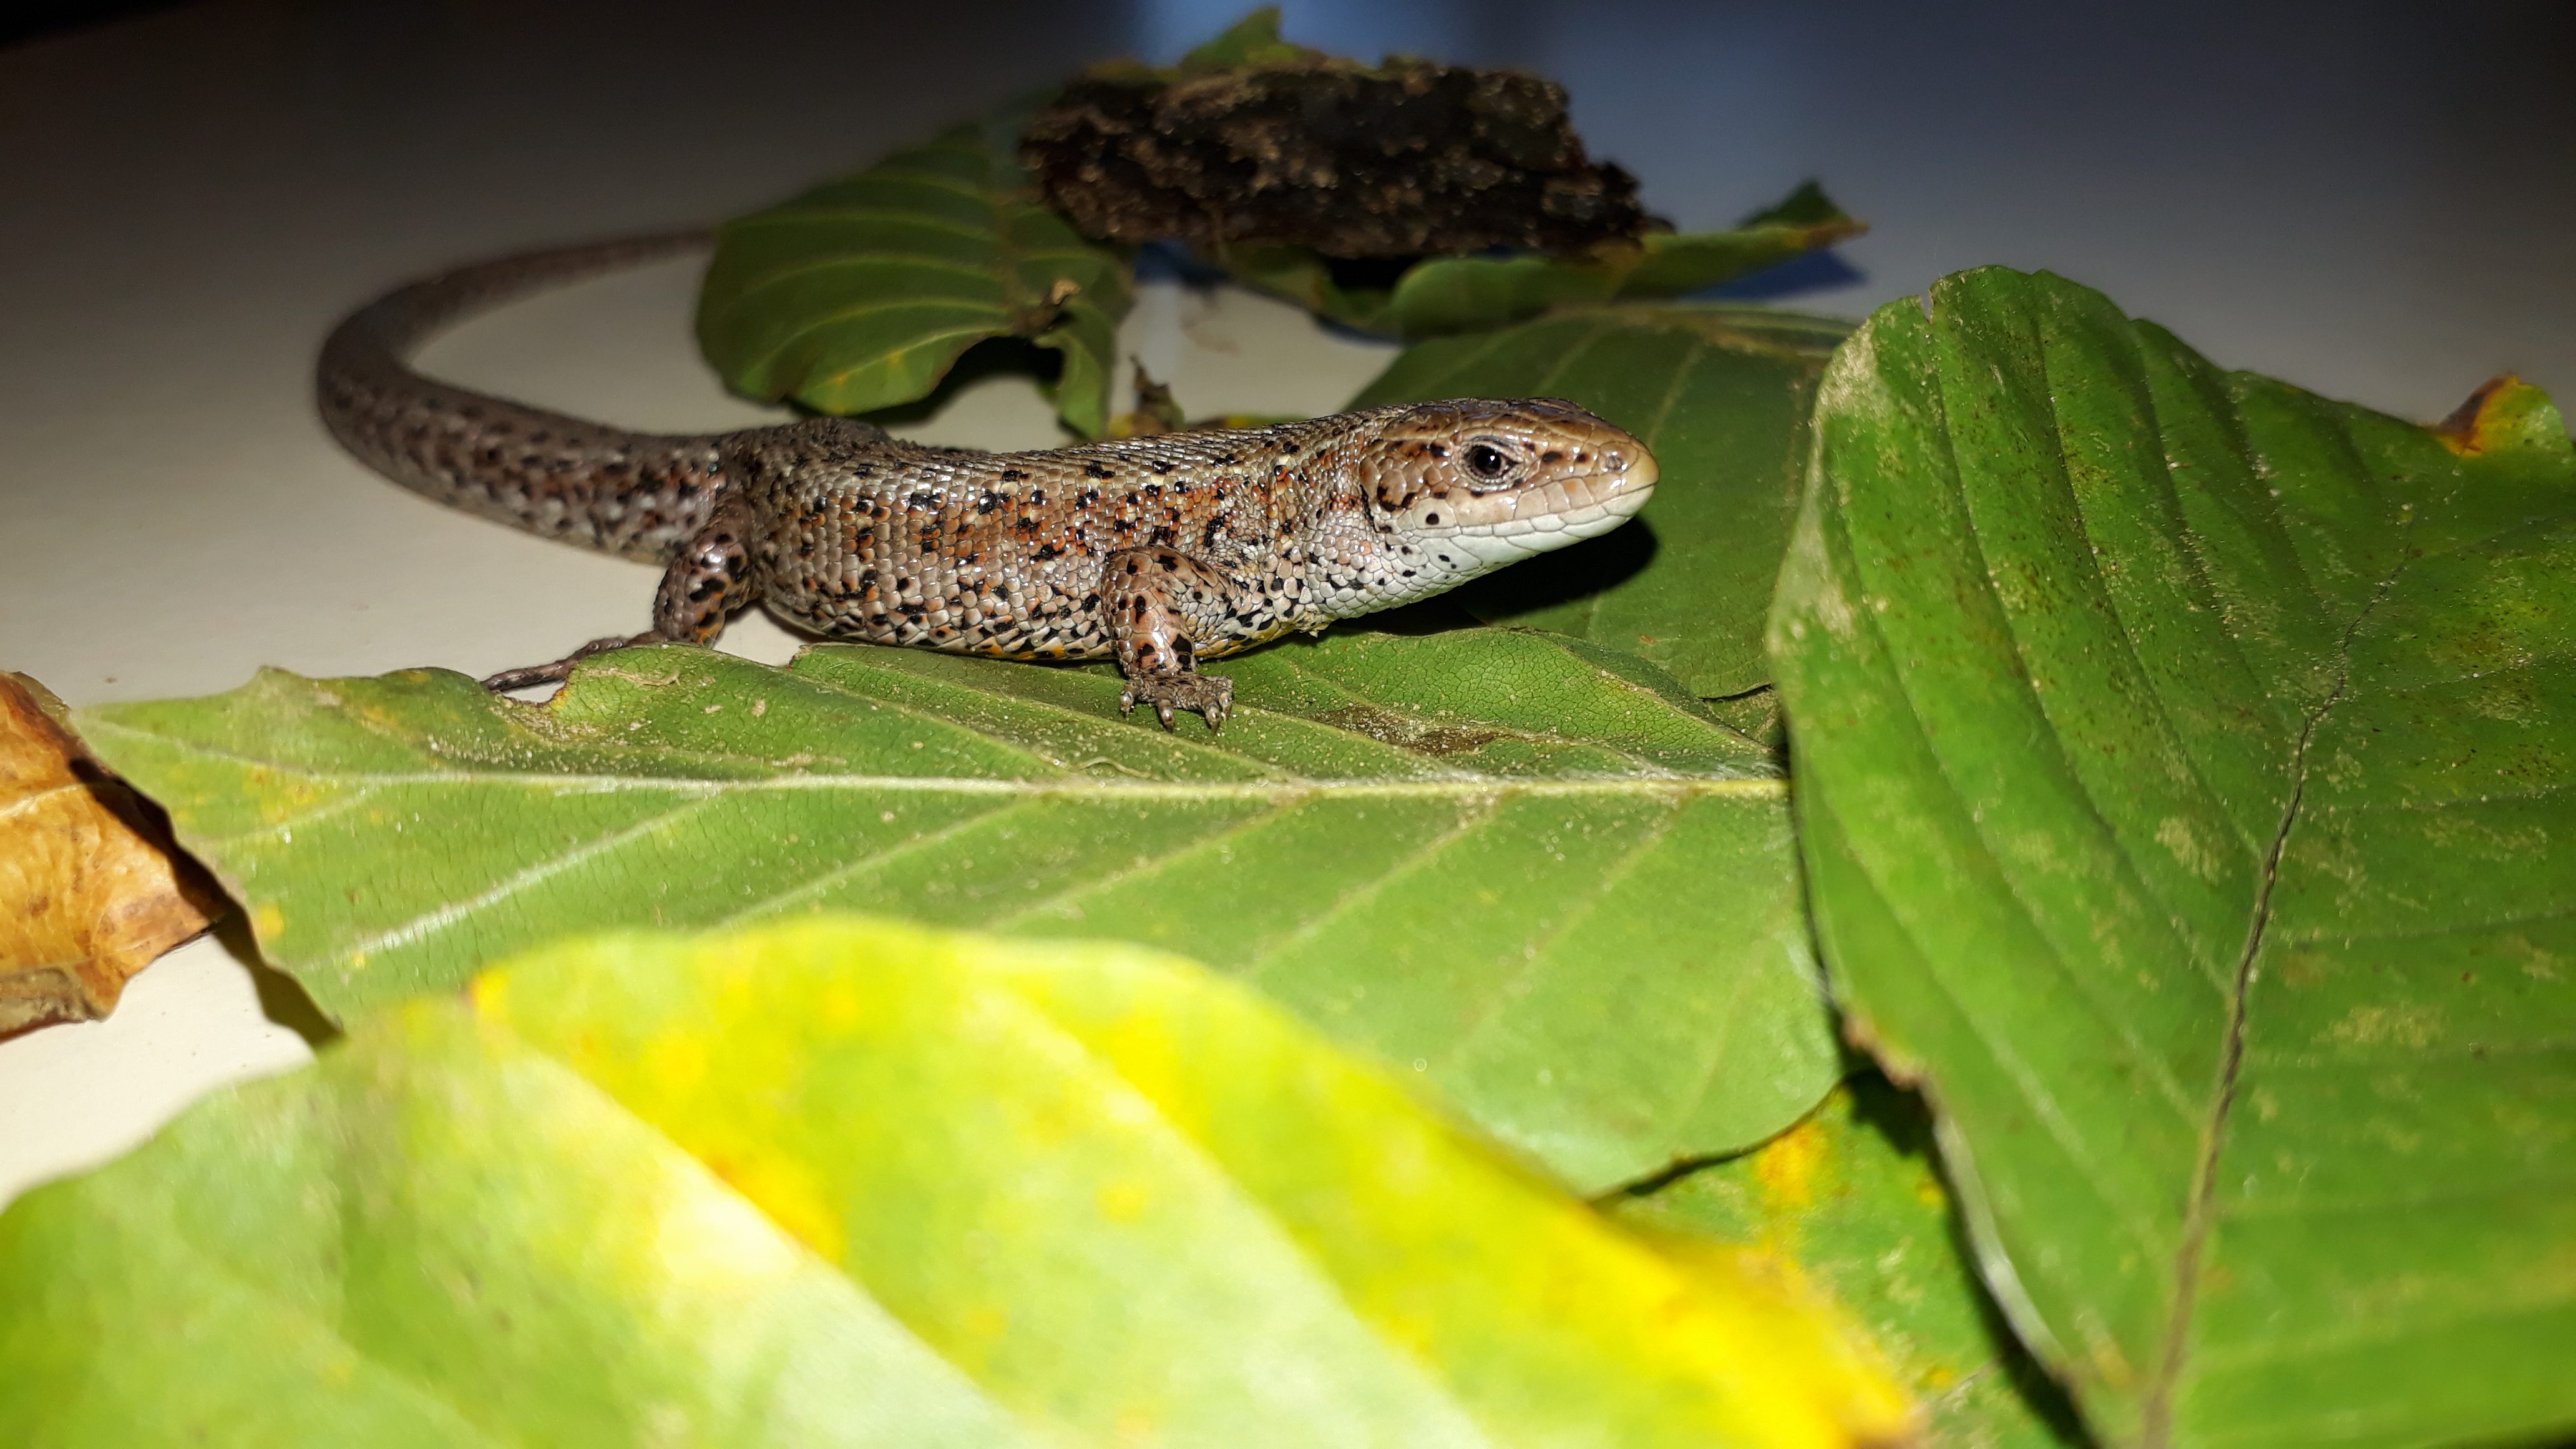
[728,409,1407,663]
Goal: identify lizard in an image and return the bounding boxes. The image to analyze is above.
[316,235,1657,730]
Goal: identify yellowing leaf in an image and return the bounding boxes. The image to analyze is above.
[0,672,218,1033]
[0,916,1915,1447]
[1621,1080,2091,1449]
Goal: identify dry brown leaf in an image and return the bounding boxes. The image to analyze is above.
[0,672,222,1035]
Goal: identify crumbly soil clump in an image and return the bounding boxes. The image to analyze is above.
[1022,59,1657,258]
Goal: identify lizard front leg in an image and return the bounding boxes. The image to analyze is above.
[1100,546,1259,731]
[482,492,757,690]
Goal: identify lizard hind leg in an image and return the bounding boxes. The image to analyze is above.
[481,493,759,691]
[1101,546,1257,732]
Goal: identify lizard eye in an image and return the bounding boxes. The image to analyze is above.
[1464,442,1511,481]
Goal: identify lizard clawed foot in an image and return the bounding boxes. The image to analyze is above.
[481,631,661,692]
[1120,671,1234,732]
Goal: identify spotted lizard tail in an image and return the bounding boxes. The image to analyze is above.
[316,233,732,564]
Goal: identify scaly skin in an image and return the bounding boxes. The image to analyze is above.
[318,237,1657,729]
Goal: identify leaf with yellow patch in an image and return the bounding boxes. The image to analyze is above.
[0,673,220,1034]
[0,916,1915,1447]
[1620,1078,2092,1449]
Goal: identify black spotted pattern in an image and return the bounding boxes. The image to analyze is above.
[317,238,1648,723]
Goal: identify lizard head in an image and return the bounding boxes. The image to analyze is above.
[1353,398,1657,575]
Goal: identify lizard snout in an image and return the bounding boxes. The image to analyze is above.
[1425,424,1656,566]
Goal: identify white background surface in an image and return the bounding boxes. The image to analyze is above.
[5,0,2572,1205]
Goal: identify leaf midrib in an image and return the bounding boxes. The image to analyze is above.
[2001,315,2430,1441]
[2131,389,2576,1442]
[2139,545,2411,1448]
[131,758,1781,803]
[84,716,1777,800]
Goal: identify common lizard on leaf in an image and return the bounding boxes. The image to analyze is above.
[316,236,1657,729]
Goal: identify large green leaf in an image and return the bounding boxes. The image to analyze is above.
[1356,305,1849,698]
[1216,182,1863,341]
[1769,268,2576,1447]
[0,916,1916,1447]
[697,106,1131,438]
[77,629,1841,1191]
[1621,1077,2092,1449]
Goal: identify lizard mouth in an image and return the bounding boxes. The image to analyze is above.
[1431,451,1658,566]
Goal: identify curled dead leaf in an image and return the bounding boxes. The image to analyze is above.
[0,673,223,1035]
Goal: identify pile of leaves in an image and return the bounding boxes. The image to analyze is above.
[6,9,2572,1448]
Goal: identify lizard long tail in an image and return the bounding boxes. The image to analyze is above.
[316,233,733,564]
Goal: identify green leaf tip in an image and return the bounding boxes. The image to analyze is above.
[1176,6,1312,71]
[2431,372,2574,460]
[1735,180,1856,233]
